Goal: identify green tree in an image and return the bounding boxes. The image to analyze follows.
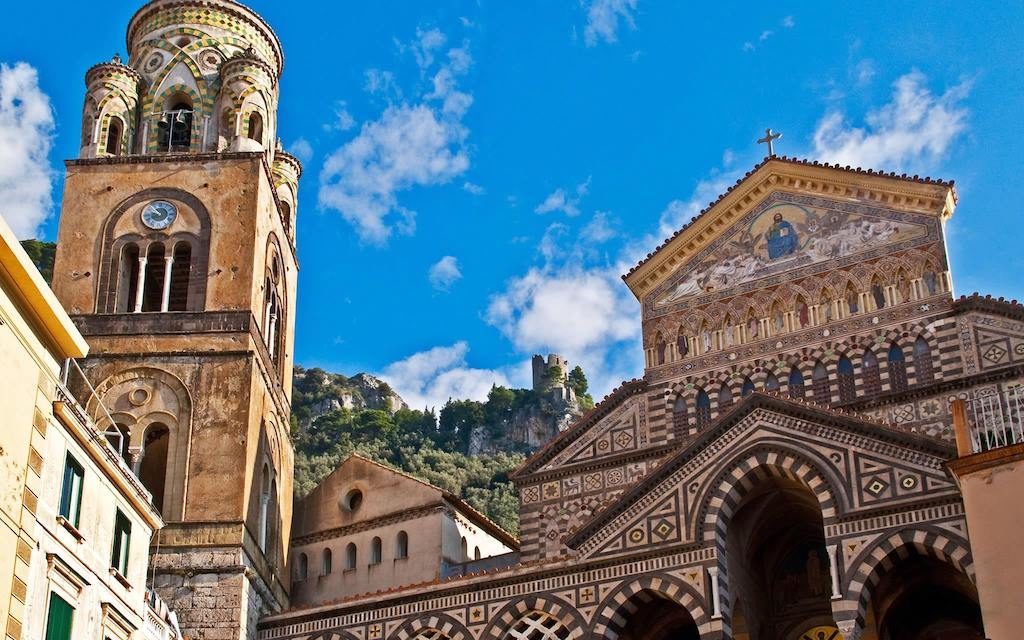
[439,399,484,452]
[20,240,56,284]
[567,365,588,395]
[540,365,564,392]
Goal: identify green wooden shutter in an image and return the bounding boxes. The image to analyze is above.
[111,509,131,575]
[59,454,84,528]
[44,592,74,640]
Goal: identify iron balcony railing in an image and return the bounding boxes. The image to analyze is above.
[963,386,1024,454]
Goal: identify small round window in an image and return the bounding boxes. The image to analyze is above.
[343,488,363,512]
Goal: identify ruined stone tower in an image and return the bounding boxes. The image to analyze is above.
[50,1,299,637]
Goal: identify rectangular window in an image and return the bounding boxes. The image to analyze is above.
[59,454,84,528]
[111,509,131,577]
[44,592,74,640]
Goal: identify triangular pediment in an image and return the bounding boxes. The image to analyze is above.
[513,379,648,479]
[623,158,956,305]
[564,394,957,560]
[646,191,940,314]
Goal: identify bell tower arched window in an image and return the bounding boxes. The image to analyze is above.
[116,243,140,312]
[247,112,264,143]
[139,424,170,515]
[168,241,192,311]
[141,243,166,311]
[106,116,124,156]
[157,100,193,153]
[765,372,780,392]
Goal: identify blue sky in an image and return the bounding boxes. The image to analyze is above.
[1,1,1022,409]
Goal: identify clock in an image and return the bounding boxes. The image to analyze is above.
[141,200,178,230]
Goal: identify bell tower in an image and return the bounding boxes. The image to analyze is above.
[51,1,300,637]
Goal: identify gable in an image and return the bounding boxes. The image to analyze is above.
[565,398,957,561]
[646,190,940,316]
[541,393,649,472]
[293,456,444,538]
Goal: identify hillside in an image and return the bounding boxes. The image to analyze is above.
[289,365,595,534]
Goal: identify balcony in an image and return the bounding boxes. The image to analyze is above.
[953,387,1024,455]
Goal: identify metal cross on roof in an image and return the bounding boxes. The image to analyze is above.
[757,128,782,156]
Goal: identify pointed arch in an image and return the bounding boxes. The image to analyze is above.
[788,366,805,400]
[888,342,908,392]
[672,395,689,438]
[862,348,882,397]
[653,332,667,366]
[695,389,712,429]
[740,376,755,397]
[837,355,856,403]
[718,383,734,411]
[913,336,935,385]
[589,573,712,640]
[811,360,830,404]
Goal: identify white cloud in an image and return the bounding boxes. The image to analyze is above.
[582,0,638,47]
[428,255,462,291]
[782,15,795,28]
[812,70,970,170]
[581,211,616,244]
[742,42,755,53]
[0,62,55,239]
[759,30,774,42]
[325,101,356,131]
[288,137,313,163]
[379,342,524,410]
[462,181,485,195]
[319,32,474,245]
[535,177,591,216]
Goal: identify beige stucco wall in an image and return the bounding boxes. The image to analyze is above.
[291,510,443,606]
[23,407,160,640]
[955,454,1024,640]
[0,258,64,640]
[442,511,514,564]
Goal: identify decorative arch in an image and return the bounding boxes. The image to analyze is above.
[694,443,848,636]
[96,187,212,313]
[88,366,193,520]
[389,612,471,640]
[695,444,846,545]
[589,572,712,640]
[479,595,586,640]
[842,527,974,633]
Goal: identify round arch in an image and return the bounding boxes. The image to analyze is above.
[842,527,974,633]
[88,366,193,520]
[97,187,212,313]
[589,572,712,640]
[389,612,472,640]
[480,594,586,640]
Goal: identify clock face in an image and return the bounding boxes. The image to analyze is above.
[142,200,178,230]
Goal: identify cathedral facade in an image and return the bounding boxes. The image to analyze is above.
[40,2,1024,640]
[260,157,1022,640]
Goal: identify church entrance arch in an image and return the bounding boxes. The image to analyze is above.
[863,550,983,640]
[724,474,836,640]
[615,590,700,640]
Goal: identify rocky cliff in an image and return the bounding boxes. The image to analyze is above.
[291,366,409,428]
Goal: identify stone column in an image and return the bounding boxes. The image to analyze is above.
[837,619,861,640]
[828,543,841,599]
[133,255,148,312]
[707,566,722,619]
[160,254,175,312]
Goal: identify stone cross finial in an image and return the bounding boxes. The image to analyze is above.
[757,128,782,156]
